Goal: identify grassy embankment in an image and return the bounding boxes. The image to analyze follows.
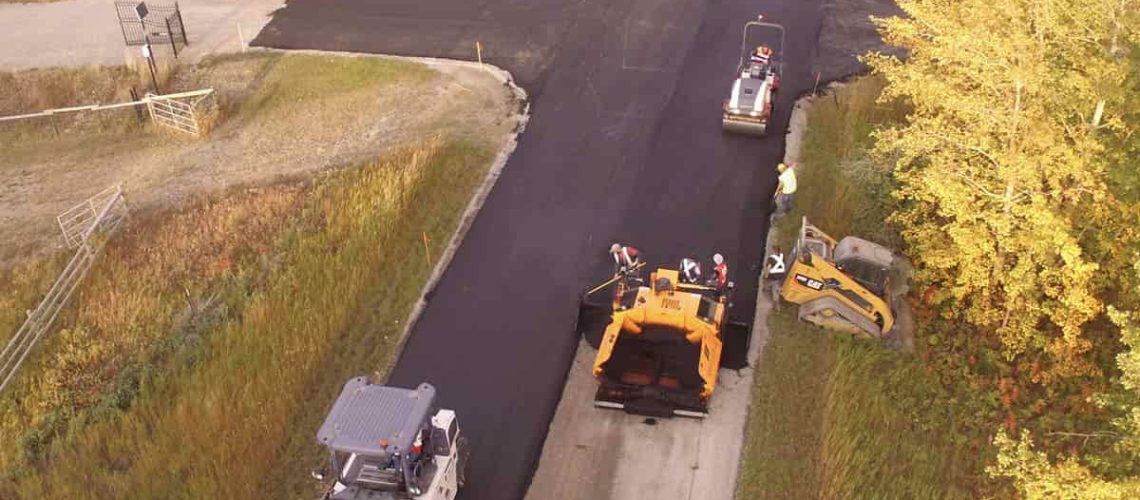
[0,56,496,498]
[736,77,989,499]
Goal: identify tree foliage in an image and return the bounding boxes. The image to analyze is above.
[989,430,1139,499]
[989,295,1140,496]
[868,0,1139,376]
[866,0,1140,494]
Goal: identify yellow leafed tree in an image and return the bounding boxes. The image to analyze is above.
[866,0,1137,378]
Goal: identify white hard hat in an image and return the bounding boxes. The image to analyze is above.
[610,243,621,253]
[713,253,724,265]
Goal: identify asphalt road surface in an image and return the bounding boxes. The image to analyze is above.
[255,0,825,498]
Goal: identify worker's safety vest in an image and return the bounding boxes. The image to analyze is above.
[681,259,700,278]
[768,253,786,276]
[714,262,728,288]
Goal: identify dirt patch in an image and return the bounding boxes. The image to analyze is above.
[0,52,521,265]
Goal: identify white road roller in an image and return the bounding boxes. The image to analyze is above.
[722,15,786,136]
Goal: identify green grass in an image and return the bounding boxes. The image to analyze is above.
[237,54,435,116]
[0,139,493,498]
[820,331,979,499]
[738,311,836,499]
[737,77,989,499]
[0,53,433,163]
[739,311,980,499]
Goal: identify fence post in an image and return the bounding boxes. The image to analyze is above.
[167,17,178,58]
[129,87,146,124]
[176,2,188,46]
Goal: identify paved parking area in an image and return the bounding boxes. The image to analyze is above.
[0,0,282,69]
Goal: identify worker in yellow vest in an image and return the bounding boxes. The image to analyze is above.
[773,162,797,215]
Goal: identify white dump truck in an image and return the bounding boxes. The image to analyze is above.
[313,378,468,500]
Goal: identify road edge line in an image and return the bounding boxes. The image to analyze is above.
[723,91,815,497]
[382,57,531,381]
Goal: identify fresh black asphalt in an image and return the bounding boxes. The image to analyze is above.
[254,0,826,498]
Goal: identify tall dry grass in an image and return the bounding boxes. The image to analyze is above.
[0,256,68,348]
[0,184,305,475]
[0,65,157,150]
[0,139,493,499]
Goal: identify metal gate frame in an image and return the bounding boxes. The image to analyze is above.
[114,2,189,57]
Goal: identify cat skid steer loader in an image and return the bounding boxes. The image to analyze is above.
[780,217,897,339]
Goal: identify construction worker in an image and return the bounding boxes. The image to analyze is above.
[610,243,641,275]
[409,431,425,462]
[773,162,797,215]
[763,246,786,310]
[679,257,702,284]
[751,46,772,66]
[710,253,729,292]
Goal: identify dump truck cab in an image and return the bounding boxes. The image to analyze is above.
[591,268,727,418]
[781,217,896,339]
[314,378,468,500]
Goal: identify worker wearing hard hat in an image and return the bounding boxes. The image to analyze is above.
[763,246,786,311]
[679,257,702,284]
[710,253,729,292]
[751,46,772,65]
[774,162,797,215]
[610,243,641,275]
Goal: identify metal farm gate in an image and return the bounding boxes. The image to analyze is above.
[115,2,189,57]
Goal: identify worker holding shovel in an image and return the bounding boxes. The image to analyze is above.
[773,162,797,215]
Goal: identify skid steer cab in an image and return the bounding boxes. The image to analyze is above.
[312,378,469,500]
[780,217,897,340]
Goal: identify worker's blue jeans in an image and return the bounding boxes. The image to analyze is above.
[767,278,783,311]
[777,192,795,215]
